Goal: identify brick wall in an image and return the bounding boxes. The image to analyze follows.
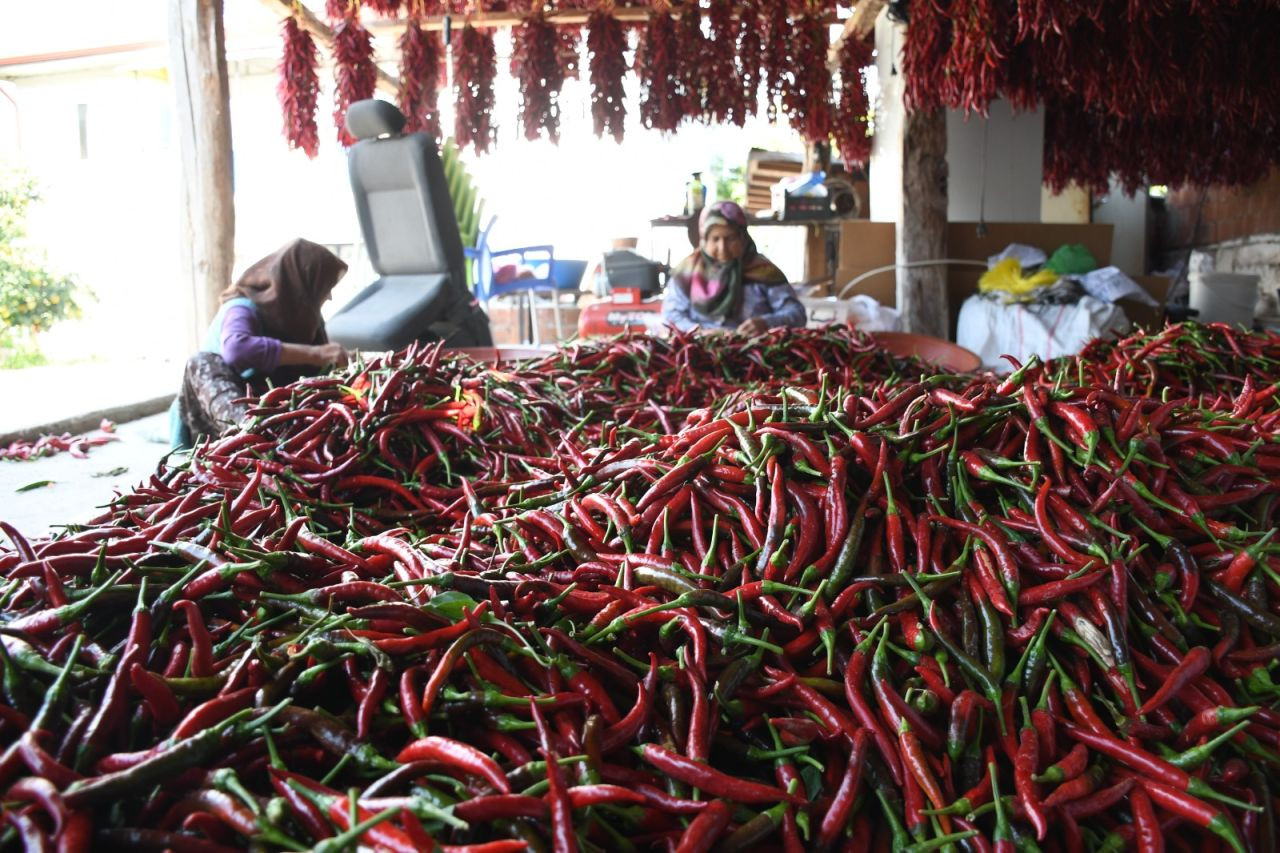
[1163,169,1280,249]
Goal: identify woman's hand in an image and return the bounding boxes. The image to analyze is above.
[737,317,767,337]
[311,342,350,368]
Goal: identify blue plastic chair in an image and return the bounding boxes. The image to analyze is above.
[465,216,580,344]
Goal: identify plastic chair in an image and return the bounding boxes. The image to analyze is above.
[466,216,578,344]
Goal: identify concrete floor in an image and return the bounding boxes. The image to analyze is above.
[0,413,173,541]
[0,359,177,443]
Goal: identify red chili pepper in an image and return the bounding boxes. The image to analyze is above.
[397,736,510,794]
[531,699,577,853]
[1138,777,1246,853]
[641,743,803,804]
[673,798,732,853]
[128,663,182,727]
[816,728,869,849]
[1137,646,1211,716]
[454,793,546,823]
[1014,706,1049,840]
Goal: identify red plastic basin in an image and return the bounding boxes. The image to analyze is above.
[869,332,982,373]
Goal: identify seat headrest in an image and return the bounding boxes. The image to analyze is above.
[345,99,407,141]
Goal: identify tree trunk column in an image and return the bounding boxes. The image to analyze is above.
[897,107,948,339]
[167,0,234,349]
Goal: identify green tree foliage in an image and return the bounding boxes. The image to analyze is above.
[0,166,83,340]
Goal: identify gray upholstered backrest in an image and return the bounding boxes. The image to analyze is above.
[345,100,467,286]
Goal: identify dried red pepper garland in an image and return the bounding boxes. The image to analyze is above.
[833,34,872,168]
[453,24,498,154]
[674,1,706,124]
[331,11,378,147]
[511,12,566,142]
[905,0,1280,192]
[780,11,832,144]
[636,7,681,132]
[758,0,789,120]
[362,0,403,14]
[398,18,444,138]
[558,25,582,81]
[734,0,762,123]
[586,7,628,142]
[278,14,321,158]
[901,0,949,114]
[941,0,1006,117]
[703,0,743,126]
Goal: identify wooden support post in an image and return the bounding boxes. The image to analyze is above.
[168,0,234,348]
[897,111,949,339]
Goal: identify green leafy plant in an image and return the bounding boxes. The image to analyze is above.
[440,139,484,289]
[709,155,746,207]
[0,166,85,359]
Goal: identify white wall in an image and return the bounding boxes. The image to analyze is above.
[1092,180,1148,275]
[871,13,1045,225]
[946,101,1044,223]
[868,14,904,222]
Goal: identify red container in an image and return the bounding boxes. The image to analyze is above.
[869,332,982,373]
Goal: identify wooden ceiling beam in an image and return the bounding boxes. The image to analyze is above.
[827,0,884,69]
[362,6,843,35]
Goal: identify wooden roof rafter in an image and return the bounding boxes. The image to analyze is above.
[827,0,882,68]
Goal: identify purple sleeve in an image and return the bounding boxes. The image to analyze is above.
[220,305,282,374]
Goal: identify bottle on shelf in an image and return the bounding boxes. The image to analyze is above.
[685,172,705,217]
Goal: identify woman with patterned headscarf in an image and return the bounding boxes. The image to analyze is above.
[662,201,806,335]
[169,239,350,448]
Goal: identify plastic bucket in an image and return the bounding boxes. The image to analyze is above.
[1190,272,1259,327]
[550,259,589,291]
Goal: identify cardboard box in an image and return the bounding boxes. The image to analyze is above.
[1125,274,1175,329]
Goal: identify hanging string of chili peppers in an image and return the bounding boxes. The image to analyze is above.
[398,4,445,138]
[780,10,833,144]
[557,24,582,82]
[903,0,1280,192]
[585,6,628,142]
[758,0,790,122]
[510,11,566,142]
[452,23,499,154]
[673,1,707,124]
[278,14,321,158]
[331,6,378,146]
[636,5,680,132]
[833,34,872,169]
[734,0,763,124]
[702,0,743,126]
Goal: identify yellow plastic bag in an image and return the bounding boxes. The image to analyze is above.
[978,259,1059,304]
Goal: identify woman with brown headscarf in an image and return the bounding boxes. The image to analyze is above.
[169,239,350,448]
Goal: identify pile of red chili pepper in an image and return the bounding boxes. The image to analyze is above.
[1,421,116,463]
[3,322,1280,851]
